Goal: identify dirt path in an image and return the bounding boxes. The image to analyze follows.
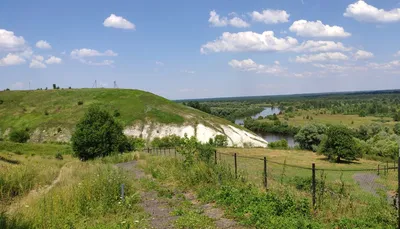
[116,161,245,229]
[7,161,74,215]
[353,173,395,204]
[116,161,177,229]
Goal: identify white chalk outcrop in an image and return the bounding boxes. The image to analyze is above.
[124,123,268,147]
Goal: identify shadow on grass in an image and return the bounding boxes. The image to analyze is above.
[317,157,361,165]
[0,156,20,164]
[0,213,31,229]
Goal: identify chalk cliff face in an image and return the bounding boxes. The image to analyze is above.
[124,123,268,147]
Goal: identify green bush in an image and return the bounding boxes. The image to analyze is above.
[55,152,63,160]
[268,139,289,149]
[294,123,327,151]
[9,129,30,143]
[77,101,83,105]
[151,135,183,148]
[128,137,146,151]
[0,99,3,105]
[213,134,228,147]
[71,106,128,160]
[394,123,400,135]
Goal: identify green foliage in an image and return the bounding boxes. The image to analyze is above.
[176,134,198,166]
[244,118,299,135]
[268,139,289,149]
[9,129,30,143]
[71,106,128,160]
[55,152,63,160]
[318,125,358,162]
[196,143,215,163]
[394,123,400,135]
[0,99,3,105]
[151,135,183,148]
[213,134,228,147]
[113,109,121,117]
[294,123,327,151]
[77,101,83,105]
[128,137,146,151]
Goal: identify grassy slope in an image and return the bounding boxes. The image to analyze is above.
[0,88,233,132]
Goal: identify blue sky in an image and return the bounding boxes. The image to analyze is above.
[1,0,400,99]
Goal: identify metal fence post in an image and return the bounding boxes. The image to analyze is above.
[312,163,316,209]
[264,157,267,190]
[234,153,237,179]
[378,165,380,176]
[214,150,217,165]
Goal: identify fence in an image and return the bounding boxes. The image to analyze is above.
[144,147,400,228]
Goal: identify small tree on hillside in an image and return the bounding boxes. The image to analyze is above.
[394,123,400,135]
[9,129,30,143]
[318,125,358,163]
[71,106,128,160]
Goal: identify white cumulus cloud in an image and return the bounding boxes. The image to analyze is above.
[0,53,26,66]
[29,55,46,68]
[344,0,400,23]
[354,50,374,60]
[295,52,349,63]
[208,11,250,28]
[103,14,136,30]
[70,48,117,58]
[0,29,26,52]
[289,20,351,38]
[36,40,52,49]
[46,56,62,64]
[229,59,284,74]
[294,40,351,52]
[250,10,290,24]
[201,31,298,54]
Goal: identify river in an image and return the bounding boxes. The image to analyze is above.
[235,107,297,147]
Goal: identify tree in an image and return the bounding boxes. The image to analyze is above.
[318,125,358,162]
[394,123,400,135]
[9,129,30,143]
[294,123,327,151]
[71,106,128,160]
[214,135,228,147]
[52,84,57,89]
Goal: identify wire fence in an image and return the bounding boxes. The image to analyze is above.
[144,147,399,225]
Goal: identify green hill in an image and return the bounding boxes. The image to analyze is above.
[0,88,231,130]
[0,89,268,147]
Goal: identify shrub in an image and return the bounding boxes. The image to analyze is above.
[268,139,289,149]
[9,129,30,143]
[55,152,63,160]
[394,123,400,135]
[113,109,121,117]
[44,110,49,116]
[213,134,228,147]
[77,101,83,105]
[197,143,215,163]
[0,99,3,105]
[151,135,183,148]
[128,137,146,151]
[295,123,327,151]
[71,106,128,160]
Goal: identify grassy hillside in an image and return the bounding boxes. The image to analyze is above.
[0,88,232,133]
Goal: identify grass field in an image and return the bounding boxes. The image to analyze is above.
[258,110,396,129]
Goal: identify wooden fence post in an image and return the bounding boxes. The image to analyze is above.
[214,150,217,164]
[263,157,267,190]
[234,153,237,179]
[312,163,316,209]
[378,165,380,176]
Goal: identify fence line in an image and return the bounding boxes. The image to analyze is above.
[144,147,399,228]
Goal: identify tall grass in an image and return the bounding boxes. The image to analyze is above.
[3,161,147,229]
[141,155,397,228]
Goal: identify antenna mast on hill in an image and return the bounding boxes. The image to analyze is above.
[92,80,97,88]
[113,81,118,89]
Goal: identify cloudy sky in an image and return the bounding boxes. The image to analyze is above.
[1,0,400,99]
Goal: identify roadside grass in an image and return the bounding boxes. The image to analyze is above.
[140,149,397,228]
[258,110,396,129]
[217,148,397,226]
